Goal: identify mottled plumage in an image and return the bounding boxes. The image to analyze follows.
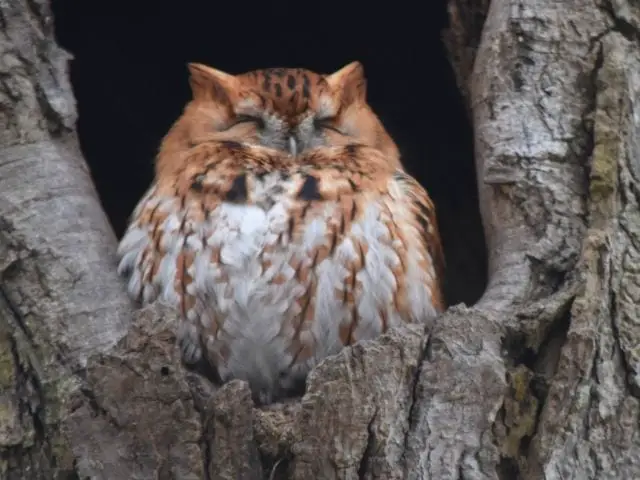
[117,61,445,404]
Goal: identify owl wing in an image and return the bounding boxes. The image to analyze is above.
[116,181,205,362]
[387,170,446,310]
[117,142,292,365]
[297,145,446,315]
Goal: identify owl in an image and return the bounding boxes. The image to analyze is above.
[117,61,445,404]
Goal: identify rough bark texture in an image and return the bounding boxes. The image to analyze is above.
[0,1,133,477]
[0,0,639,478]
[527,8,640,479]
[469,1,640,478]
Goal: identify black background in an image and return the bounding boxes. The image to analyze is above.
[52,1,487,306]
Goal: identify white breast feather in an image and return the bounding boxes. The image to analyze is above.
[117,173,438,402]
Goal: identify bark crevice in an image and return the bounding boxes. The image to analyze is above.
[601,0,640,42]
[2,0,640,478]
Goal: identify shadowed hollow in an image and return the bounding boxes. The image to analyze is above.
[52,0,487,307]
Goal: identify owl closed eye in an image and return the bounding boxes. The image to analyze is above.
[160,60,400,166]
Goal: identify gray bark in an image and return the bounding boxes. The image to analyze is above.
[470,1,640,478]
[0,0,638,479]
[0,0,132,477]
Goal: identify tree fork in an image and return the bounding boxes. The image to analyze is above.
[0,0,639,478]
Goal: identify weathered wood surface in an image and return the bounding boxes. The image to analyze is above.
[0,0,638,478]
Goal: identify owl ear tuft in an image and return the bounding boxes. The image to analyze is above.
[187,63,237,103]
[325,61,366,104]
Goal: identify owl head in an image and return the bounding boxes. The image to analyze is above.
[160,61,400,166]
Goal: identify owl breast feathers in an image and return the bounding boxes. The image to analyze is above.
[117,61,445,404]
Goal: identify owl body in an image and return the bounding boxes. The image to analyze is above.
[117,62,445,403]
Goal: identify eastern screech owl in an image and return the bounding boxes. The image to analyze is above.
[117,61,445,404]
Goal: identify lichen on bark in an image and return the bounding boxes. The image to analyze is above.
[528,27,640,480]
[2,0,640,478]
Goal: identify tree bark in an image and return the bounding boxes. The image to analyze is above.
[1,0,639,479]
[0,0,131,477]
[0,3,209,477]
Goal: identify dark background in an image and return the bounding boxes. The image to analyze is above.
[51,1,487,306]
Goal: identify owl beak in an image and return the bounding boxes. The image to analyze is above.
[287,136,298,156]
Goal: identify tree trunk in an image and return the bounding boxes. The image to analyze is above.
[1,0,639,479]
